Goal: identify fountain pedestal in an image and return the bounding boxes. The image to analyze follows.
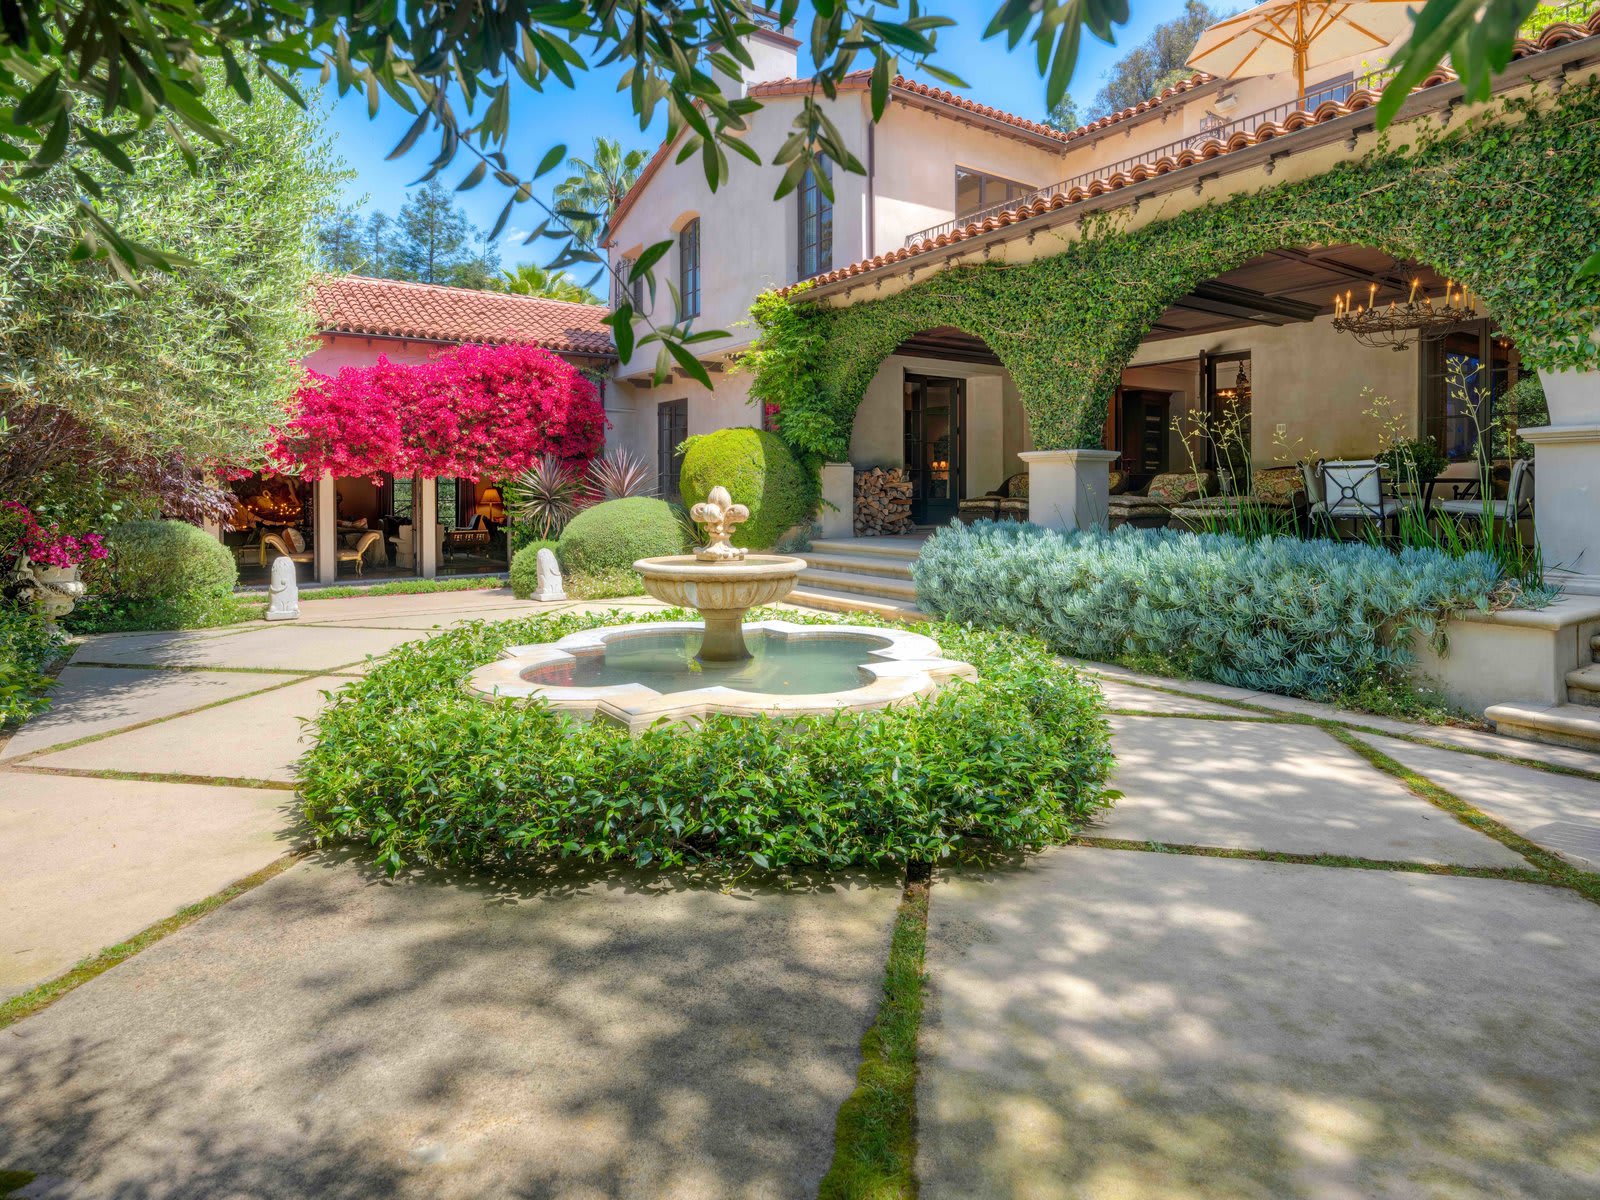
[632,554,807,661]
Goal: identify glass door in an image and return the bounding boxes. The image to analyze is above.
[903,374,966,525]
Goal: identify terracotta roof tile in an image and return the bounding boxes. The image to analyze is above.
[795,12,1600,291]
[311,275,614,358]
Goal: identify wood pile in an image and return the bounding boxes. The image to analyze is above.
[854,467,914,536]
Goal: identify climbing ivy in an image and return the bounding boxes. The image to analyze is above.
[745,79,1600,455]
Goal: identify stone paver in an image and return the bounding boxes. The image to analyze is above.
[0,667,282,760]
[1371,734,1600,870]
[26,676,347,783]
[71,624,424,672]
[1094,679,1247,715]
[0,774,293,999]
[1099,716,1528,866]
[295,587,519,623]
[0,858,899,1200]
[920,847,1600,1199]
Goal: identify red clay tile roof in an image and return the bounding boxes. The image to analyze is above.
[311,275,614,358]
[795,13,1600,291]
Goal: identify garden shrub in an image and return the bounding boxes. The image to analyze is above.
[556,497,690,576]
[914,522,1508,700]
[509,540,558,599]
[79,519,239,629]
[0,602,65,728]
[299,609,1114,875]
[679,427,815,551]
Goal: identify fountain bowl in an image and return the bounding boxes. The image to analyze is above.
[633,553,805,661]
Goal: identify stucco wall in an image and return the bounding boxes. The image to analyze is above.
[303,334,446,375]
[1125,314,1421,464]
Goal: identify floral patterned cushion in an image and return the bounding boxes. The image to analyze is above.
[1144,472,1206,506]
[1005,472,1029,499]
[1250,467,1302,505]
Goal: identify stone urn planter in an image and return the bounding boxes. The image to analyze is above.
[29,563,87,625]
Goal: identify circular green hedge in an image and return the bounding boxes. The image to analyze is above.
[299,610,1114,875]
[679,427,814,551]
[556,497,690,576]
[96,519,237,609]
[509,539,558,599]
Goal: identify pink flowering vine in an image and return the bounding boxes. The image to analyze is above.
[1,501,108,570]
[267,342,606,479]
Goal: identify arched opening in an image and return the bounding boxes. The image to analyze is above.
[843,325,1031,532]
[1106,244,1537,535]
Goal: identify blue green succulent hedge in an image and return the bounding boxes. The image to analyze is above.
[914,521,1508,700]
[748,83,1600,456]
[299,608,1114,875]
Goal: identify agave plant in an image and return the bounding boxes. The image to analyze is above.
[506,455,585,539]
[586,448,658,502]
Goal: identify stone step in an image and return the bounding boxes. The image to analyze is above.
[786,586,927,622]
[1591,631,1600,660]
[1486,701,1600,754]
[1567,663,1600,707]
[808,538,925,562]
[798,567,920,602]
[798,551,915,581]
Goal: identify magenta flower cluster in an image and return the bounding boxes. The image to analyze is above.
[0,502,108,569]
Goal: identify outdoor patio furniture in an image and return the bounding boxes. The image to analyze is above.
[1318,460,1402,539]
[264,530,384,575]
[1107,471,1210,529]
[1432,457,1535,526]
[957,471,1030,523]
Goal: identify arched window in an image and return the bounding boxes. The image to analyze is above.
[798,160,832,279]
[678,219,701,318]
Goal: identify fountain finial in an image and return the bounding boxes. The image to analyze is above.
[691,485,750,562]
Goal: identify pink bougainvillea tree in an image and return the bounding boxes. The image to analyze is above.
[267,342,606,479]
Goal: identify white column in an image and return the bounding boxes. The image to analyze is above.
[1527,365,1600,595]
[416,475,438,579]
[819,462,855,538]
[1019,449,1122,532]
[313,472,337,584]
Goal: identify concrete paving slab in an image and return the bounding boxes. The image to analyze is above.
[1098,717,1526,867]
[0,774,294,999]
[303,603,541,630]
[1094,678,1250,715]
[1370,735,1600,871]
[1,668,283,760]
[295,587,517,622]
[26,676,348,783]
[71,624,423,672]
[1402,723,1600,775]
[920,847,1600,1199]
[0,858,899,1200]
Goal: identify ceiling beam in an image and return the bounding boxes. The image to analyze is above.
[1168,280,1321,325]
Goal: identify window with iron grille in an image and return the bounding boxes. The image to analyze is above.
[678,219,701,318]
[798,159,833,279]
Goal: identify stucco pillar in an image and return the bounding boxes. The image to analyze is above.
[819,462,855,539]
[313,472,337,585]
[1019,449,1121,532]
[416,475,438,579]
[1527,365,1600,595]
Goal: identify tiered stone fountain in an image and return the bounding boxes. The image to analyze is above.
[469,485,974,731]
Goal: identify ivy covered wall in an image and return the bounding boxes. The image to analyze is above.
[747,81,1600,456]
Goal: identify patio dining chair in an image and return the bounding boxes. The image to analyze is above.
[1432,457,1534,527]
[1318,460,1401,540]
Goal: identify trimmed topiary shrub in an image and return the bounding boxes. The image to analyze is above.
[81,519,239,628]
[556,497,690,576]
[679,427,815,551]
[510,539,558,599]
[299,608,1114,875]
[914,521,1513,701]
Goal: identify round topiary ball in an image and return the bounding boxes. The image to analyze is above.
[556,498,690,576]
[678,427,814,551]
[98,519,237,606]
[509,539,558,599]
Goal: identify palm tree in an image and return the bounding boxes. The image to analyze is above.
[553,137,649,246]
[501,264,599,304]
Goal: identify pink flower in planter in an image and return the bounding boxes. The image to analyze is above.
[1,502,108,569]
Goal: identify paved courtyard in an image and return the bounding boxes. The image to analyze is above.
[3,587,1600,1197]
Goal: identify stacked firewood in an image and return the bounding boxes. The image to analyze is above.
[854,467,914,536]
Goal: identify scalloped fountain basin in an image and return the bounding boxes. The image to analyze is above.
[467,620,977,733]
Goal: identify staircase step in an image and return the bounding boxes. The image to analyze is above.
[1567,664,1600,707]
[787,586,927,622]
[799,551,915,581]
[798,567,919,602]
[1487,702,1600,753]
[808,538,924,562]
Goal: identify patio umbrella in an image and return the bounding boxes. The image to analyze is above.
[1186,0,1417,101]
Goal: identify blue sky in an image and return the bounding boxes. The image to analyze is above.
[315,2,1185,271]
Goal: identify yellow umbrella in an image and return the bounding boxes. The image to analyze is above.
[1186,0,1416,101]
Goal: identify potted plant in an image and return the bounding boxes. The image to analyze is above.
[1377,436,1448,489]
[1,502,107,623]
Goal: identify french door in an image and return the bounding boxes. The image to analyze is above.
[903,374,966,525]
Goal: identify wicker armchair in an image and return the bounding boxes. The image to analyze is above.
[263,530,384,575]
